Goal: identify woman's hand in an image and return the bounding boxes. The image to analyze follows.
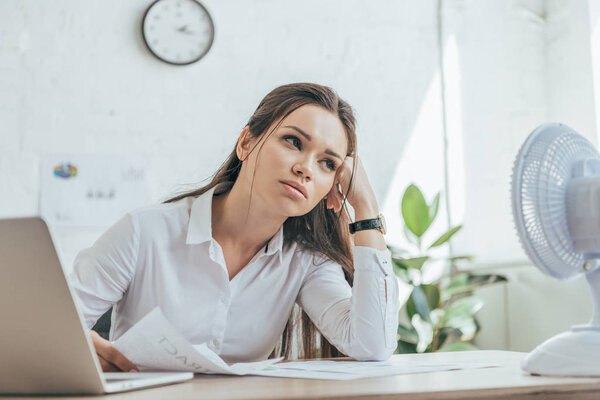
[325,155,386,250]
[89,330,138,372]
[325,155,378,217]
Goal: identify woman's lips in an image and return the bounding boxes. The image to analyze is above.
[281,182,306,200]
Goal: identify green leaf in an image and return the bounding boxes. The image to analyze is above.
[442,296,484,327]
[429,225,462,249]
[407,285,441,320]
[403,223,420,247]
[430,308,445,327]
[447,316,478,341]
[433,328,449,351]
[411,314,433,353]
[393,266,410,284]
[439,326,462,337]
[444,273,469,295]
[444,273,508,298]
[392,259,411,283]
[448,255,474,262]
[397,324,418,344]
[422,284,441,310]
[406,297,416,320]
[396,340,417,354]
[439,342,479,352]
[458,317,482,341]
[391,258,408,271]
[401,184,432,239]
[429,192,441,224]
[409,285,432,322]
[466,273,508,286]
[436,327,460,349]
[394,256,430,270]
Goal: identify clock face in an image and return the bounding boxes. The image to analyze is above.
[142,0,214,65]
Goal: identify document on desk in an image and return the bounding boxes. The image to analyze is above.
[113,307,499,379]
[254,359,501,380]
[112,307,282,374]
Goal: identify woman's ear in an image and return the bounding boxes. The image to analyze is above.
[236,126,254,161]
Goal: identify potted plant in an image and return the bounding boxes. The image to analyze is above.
[390,184,507,353]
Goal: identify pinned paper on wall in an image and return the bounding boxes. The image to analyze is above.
[40,153,151,228]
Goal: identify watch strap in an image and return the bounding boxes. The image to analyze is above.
[349,218,382,234]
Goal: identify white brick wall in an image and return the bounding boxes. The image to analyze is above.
[1,0,439,270]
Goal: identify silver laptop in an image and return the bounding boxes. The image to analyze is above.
[0,217,193,394]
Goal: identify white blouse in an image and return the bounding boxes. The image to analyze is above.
[69,182,408,363]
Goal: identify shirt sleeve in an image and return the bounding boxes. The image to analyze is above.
[68,212,140,329]
[296,246,413,361]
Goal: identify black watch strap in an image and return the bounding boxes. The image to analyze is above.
[349,218,382,234]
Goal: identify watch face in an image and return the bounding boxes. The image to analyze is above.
[142,0,214,65]
[379,214,387,234]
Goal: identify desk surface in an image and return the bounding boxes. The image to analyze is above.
[7,350,600,400]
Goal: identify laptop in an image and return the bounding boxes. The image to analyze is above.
[0,217,194,394]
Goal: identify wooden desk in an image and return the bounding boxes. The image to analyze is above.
[5,351,600,399]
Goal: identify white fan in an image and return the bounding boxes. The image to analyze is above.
[512,122,600,376]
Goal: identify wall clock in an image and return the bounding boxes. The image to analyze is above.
[142,0,214,65]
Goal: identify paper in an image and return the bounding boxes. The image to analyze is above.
[112,308,282,374]
[40,153,151,228]
[254,359,500,380]
[113,307,500,379]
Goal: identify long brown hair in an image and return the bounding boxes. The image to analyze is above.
[164,82,358,359]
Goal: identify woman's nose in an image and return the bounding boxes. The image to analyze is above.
[293,161,312,182]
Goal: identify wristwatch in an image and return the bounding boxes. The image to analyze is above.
[349,214,386,235]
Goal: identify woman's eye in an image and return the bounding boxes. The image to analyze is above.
[284,135,301,149]
[322,159,337,171]
[283,135,336,171]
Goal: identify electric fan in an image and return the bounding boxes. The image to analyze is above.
[512,122,600,376]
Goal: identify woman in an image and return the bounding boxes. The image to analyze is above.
[70,83,404,372]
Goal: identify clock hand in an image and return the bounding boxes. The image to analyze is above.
[176,24,196,35]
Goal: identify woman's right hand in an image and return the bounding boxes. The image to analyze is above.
[89,330,139,372]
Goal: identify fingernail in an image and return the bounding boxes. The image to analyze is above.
[130,369,139,373]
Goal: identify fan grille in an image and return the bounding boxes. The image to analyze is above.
[512,124,600,280]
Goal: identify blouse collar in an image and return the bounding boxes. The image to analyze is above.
[185,181,284,260]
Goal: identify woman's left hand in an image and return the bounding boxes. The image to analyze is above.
[325,155,379,216]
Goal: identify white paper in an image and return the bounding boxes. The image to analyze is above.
[253,358,501,380]
[113,307,500,379]
[112,308,282,374]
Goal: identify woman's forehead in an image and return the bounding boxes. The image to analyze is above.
[278,105,348,151]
